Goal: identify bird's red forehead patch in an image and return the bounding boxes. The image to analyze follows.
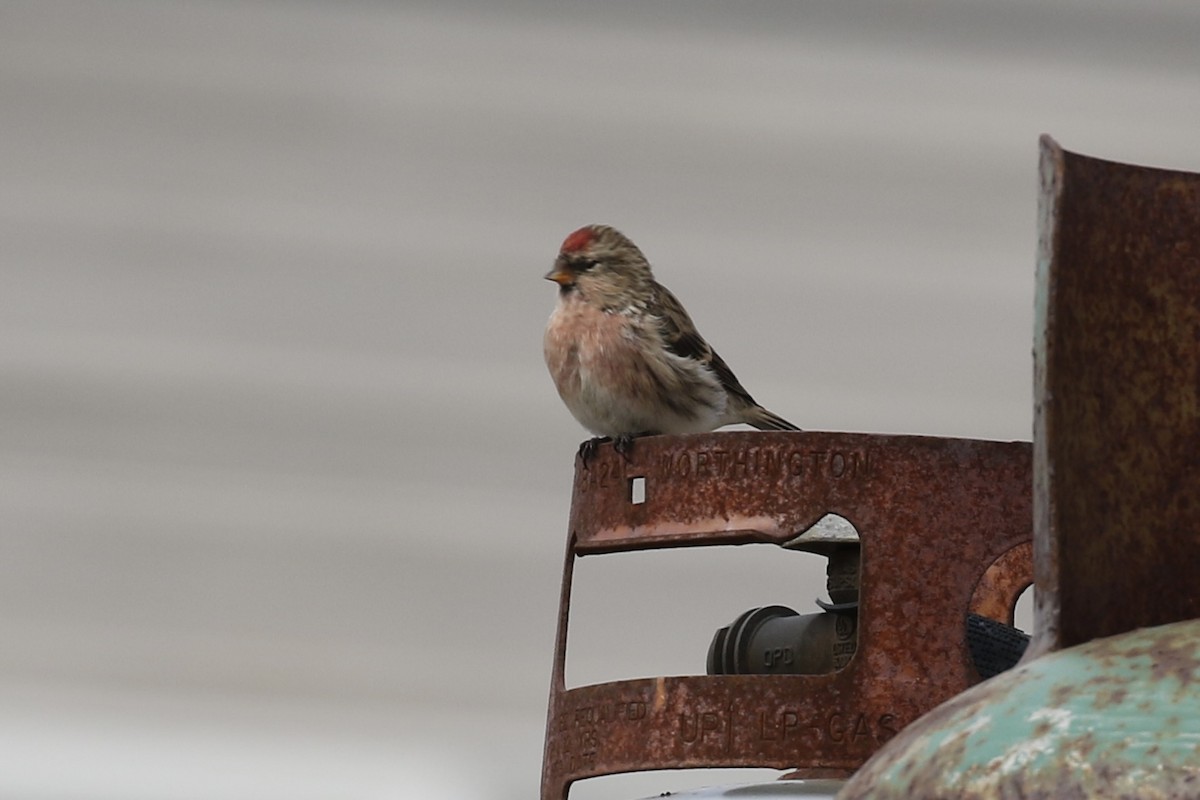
[560,226,594,254]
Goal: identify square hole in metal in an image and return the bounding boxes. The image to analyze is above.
[629,476,646,505]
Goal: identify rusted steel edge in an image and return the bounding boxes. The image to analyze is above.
[541,431,1033,800]
[1029,134,1065,658]
[970,541,1034,627]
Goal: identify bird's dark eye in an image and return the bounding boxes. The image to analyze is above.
[576,259,598,271]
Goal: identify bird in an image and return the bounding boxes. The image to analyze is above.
[543,224,799,461]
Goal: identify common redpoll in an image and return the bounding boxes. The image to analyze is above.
[543,224,798,459]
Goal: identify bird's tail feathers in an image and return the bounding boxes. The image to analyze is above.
[746,405,801,432]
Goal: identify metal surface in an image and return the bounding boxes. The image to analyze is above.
[1030,135,1200,655]
[541,432,1032,800]
[838,137,1200,798]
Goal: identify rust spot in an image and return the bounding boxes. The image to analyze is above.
[1091,685,1127,710]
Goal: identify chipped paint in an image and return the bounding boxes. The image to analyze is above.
[839,619,1200,798]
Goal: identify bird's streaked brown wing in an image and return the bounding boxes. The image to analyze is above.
[650,281,759,408]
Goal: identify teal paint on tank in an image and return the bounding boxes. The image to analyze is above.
[838,619,1200,798]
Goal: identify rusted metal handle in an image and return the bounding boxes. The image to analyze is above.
[541,431,1031,800]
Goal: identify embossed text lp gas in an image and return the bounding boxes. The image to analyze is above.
[540,137,1200,799]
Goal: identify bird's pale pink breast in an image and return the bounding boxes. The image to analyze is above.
[544,292,728,436]
[544,298,636,393]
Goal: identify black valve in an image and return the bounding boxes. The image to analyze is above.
[707,604,1029,678]
[707,605,858,675]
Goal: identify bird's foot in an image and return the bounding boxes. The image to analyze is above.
[577,433,645,465]
[577,437,610,465]
[613,434,637,461]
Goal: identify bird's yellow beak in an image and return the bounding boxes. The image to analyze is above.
[544,265,573,285]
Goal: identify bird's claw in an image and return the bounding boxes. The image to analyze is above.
[577,437,609,465]
[577,434,641,466]
[613,434,637,461]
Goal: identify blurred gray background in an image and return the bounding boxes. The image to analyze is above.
[3,2,1199,798]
